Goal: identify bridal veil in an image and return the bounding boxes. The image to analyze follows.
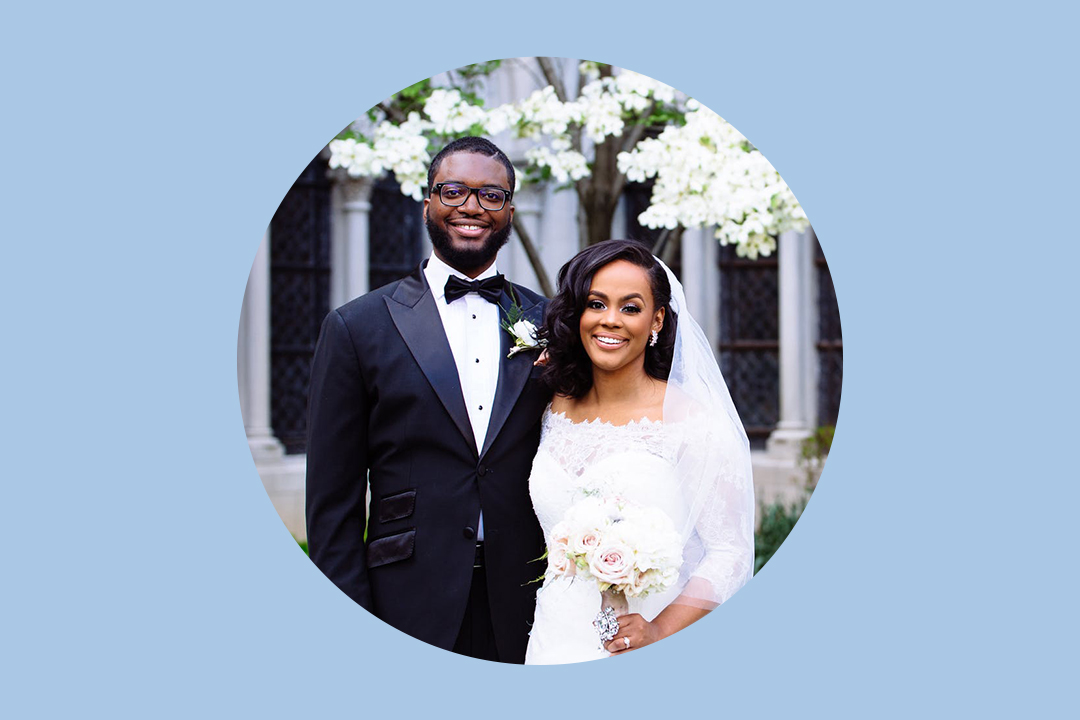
[658,258,755,610]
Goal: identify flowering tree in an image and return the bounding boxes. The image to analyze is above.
[328,59,808,295]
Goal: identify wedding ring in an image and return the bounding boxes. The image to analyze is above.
[623,637,631,649]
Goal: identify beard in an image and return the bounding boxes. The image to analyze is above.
[426,215,513,274]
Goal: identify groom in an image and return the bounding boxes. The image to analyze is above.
[305,137,549,663]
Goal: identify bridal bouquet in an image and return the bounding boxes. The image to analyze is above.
[545,495,682,598]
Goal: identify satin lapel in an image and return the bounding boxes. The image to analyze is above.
[385,265,478,457]
[480,288,544,460]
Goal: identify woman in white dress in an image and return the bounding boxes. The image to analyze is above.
[524,239,755,665]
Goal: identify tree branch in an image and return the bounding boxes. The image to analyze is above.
[661,228,683,266]
[620,101,657,156]
[652,228,671,257]
[651,227,685,265]
[537,57,568,103]
[510,57,549,92]
[376,101,407,124]
[512,214,554,297]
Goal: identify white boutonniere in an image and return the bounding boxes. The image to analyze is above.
[501,287,547,358]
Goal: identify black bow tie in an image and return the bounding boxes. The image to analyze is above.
[444,274,505,304]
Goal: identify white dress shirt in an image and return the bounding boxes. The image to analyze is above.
[423,253,503,541]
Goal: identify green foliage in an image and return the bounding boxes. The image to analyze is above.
[801,425,834,460]
[463,121,488,138]
[452,60,503,92]
[525,165,558,188]
[752,425,834,573]
[800,425,834,492]
[526,549,548,586]
[335,128,368,142]
[754,499,804,573]
[642,106,686,128]
[356,62,503,131]
[297,539,309,556]
[499,286,527,332]
[388,78,434,118]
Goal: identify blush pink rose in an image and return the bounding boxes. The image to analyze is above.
[572,530,602,555]
[589,543,634,586]
[547,536,571,575]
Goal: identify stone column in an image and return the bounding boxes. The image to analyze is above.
[333,175,374,308]
[239,230,284,461]
[680,227,721,355]
[767,229,815,457]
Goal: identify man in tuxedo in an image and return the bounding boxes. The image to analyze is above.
[305,137,549,663]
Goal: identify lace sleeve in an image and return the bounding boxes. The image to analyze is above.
[672,417,755,609]
[656,254,756,610]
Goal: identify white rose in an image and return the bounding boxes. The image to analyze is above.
[511,319,539,347]
[624,568,653,597]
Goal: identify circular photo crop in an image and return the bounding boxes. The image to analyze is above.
[237,57,840,664]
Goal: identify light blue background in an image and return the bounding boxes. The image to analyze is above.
[3,1,1076,717]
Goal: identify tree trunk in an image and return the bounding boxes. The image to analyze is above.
[578,136,625,248]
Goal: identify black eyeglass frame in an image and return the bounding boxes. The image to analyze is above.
[430,182,513,211]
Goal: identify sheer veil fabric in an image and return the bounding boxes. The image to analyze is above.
[658,258,755,610]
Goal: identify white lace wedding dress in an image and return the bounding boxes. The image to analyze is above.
[524,259,755,665]
[524,407,690,665]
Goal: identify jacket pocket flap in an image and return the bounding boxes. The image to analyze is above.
[367,529,416,569]
[378,489,416,523]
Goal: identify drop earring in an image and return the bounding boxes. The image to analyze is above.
[650,329,658,347]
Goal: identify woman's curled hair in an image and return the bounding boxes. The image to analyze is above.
[540,239,678,398]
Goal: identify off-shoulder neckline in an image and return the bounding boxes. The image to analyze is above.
[545,406,664,429]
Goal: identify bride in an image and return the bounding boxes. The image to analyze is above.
[524,239,755,664]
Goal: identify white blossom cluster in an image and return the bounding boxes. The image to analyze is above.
[327,69,676,198]
[513,86,578,138]
[579,61,602,84]
[423,88,488,136]
[327,111,430,199]
[524,144,590,185]
[326,68,806,258]
[328,89,488,200]
[500,69,681,187]
[618,100,808,259]
[571,71,678,143]
[483,102,521,136]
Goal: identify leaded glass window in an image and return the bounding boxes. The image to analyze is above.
[369,173,425,290]
[816,238,842,427]
[269,156,331,454]
[719,242,779,447]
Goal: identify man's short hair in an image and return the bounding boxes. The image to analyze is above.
[427,137,516,195]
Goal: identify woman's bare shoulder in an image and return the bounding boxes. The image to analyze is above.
[550,394,575,415]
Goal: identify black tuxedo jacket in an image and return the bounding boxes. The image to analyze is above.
[305,262,549,662]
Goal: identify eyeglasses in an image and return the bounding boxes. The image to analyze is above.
[431,183,512,211]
